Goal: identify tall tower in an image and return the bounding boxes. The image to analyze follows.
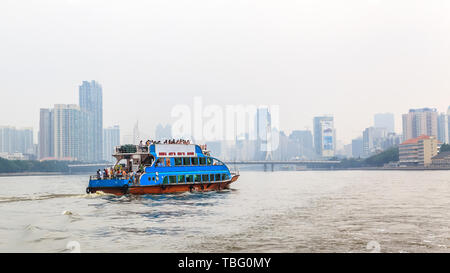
[53,104,82,160]
[255,108,272,160]
[313,116,335,157]
[402,108,438,141]
[79,80,103,162]
[39,108,54,159]
[103,125,120,162]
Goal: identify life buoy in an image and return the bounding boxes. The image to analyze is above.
[86,187,91,194]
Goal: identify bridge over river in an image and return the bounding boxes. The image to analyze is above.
[68,160,341,173]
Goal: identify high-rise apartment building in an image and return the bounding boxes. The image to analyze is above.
[351,137,364,158]
[79,80,103,162]
[0,126,33,155]
[103,125,120,162]
[39,108,54,159]
[53,104,82,161]
[313,116,335,157]
[437,113,449,144]
[362,127,387,157]
[402,108,438,141]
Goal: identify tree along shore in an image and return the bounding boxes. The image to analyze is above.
[0,158,70,173]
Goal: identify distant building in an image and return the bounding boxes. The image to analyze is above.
[103,125,120,163]
[313,116,335,157]
[79,80,103,162]
[255,108,272,160]
[351,137,363,158]
[437,113,449,144]
[374,113,395,133]
[39,108,54,159]
[53,104,82,161]
[362,127,387,157]
[431,151,450,167]
[381,132,402,150]
[133,121,140,145]
[402,108,438,141]
[399,135,438,166]
[0,126,33,155]
[288,130,314,159]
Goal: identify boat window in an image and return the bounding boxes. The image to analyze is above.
[163,176,169,184]
[212,158,224,166]
[221,174,227,181]
[194,174,201,183]
[177,175,185,183]
[191,157,199,165]
[215,174,221,181]
[202,174,209,182]
[183,157,190,166]
[207,157,212,165]
[174,158,182,166]
[186,175,194,182]
[156,158,165,167]
[209,174,215,181]
[199,157,206,165]
[169,176,177,184]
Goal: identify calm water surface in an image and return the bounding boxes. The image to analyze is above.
[0,171,449,253]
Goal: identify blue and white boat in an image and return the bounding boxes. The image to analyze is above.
[86,143,239,195]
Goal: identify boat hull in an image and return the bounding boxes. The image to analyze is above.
[88,175,239,196]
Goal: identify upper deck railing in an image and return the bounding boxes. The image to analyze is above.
[114,145,148,154]
[114,143,209,155]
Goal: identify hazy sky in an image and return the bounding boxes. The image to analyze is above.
[1,0,450,144]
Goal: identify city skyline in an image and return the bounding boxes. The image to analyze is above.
[1,1,450,144]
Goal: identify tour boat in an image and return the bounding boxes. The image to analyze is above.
[86,143,240,195]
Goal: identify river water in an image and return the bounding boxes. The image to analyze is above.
[0,171,449,253]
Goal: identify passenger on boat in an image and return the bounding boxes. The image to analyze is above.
[97,169,101,179]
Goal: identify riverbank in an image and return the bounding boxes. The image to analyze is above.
[0,172,67,177]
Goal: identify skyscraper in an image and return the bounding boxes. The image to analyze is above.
[374,113,395,133]
[313,116,335,157]
[362,127,387,157]
[0,126,33,155]
[79,80,103,162]
[53,104,82,160]
[402,108,438,141]
[39,108,54,159]
[351,137,363,158]
[437,113,449,144]
[255,108,272,160]
[103,125,120,162]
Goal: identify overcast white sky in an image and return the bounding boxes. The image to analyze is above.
[1,0,450,144]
